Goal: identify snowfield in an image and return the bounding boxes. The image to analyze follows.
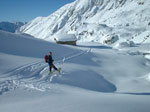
[0,30,150,112]
[1,0,150,111]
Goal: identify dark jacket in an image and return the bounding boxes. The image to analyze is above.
[48,55,54,64]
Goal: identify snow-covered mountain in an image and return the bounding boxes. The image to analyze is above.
[1,0,150,111]
[0,21,26,33]
[19,0,150,44]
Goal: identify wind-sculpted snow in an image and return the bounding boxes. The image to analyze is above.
[0,30,76,58]
[0,48,116,94]
[0,31,117,93]
[1,31,150,112]
[51,70,116,92]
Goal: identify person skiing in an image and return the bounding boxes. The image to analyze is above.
[47,52,59,74]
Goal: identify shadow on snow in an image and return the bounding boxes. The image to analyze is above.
[51,70,116,93]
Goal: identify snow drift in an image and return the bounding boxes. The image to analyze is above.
[0,30,75,58]
[0,30,116,93]
[1,0,150,111]
[1,28,150,112]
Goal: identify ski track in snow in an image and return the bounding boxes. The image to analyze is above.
[0,49,90,94]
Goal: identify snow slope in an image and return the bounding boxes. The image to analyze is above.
[19,0,150,44]
[1,30,150,112]
[0,30,76,59]
[0,21,25,33]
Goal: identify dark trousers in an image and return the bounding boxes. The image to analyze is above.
[48,63,57,71]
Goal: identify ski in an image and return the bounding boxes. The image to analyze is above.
[48,68,62,82]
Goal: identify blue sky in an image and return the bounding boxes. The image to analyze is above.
[0,0,75,22]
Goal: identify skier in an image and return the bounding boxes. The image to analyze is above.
[47,52,60,74]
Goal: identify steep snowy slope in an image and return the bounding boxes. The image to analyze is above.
[0,22,25,33]
[19,0,150,44]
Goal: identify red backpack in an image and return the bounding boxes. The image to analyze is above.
[44,55,49,63]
